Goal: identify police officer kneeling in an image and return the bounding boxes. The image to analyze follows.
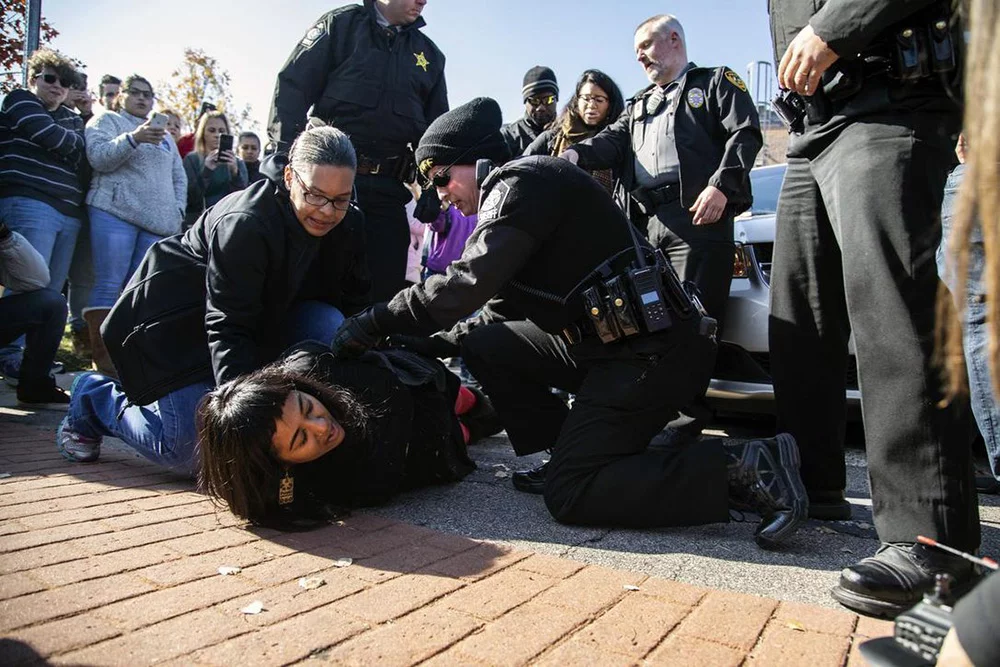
[331,97,809,548]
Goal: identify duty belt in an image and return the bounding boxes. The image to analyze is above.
[631,182,680,214]
[356,154,406,177]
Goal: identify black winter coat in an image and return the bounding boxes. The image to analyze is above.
[268,0,448,155]
[102,179,371,405]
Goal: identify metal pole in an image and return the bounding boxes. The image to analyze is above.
[22,0,42,88]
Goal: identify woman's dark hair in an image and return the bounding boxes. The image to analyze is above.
[556,69,625,133]
[197,362,368,524]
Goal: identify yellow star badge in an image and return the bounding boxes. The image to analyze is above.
[414,52,430,72]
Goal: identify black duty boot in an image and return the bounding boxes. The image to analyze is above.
[832,542,977,618]
[808,489,852,520]
[724,433,809,549]
[512,460,548,495]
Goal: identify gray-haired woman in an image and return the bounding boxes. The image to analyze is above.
[57,127,372,474]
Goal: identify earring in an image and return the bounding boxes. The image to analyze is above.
[278,469,294,506]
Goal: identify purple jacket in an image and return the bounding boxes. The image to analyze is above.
[424,207,477,274]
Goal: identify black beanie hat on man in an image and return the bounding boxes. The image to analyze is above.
[416,97,511,177]
[521,65,559,101]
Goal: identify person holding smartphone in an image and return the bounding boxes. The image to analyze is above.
[83,74,187,377]
[182,111,248,228]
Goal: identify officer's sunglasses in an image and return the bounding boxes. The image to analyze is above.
[35,73,74,88]
[423,131,496,189]
[292,168,354,211]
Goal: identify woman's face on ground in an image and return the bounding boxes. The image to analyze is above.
[577,82,610,127]
[203,118,228,152]
[271,390,345,465]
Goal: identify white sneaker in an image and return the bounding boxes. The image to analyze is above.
[56,416,101,463]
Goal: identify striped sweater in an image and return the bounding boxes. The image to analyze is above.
[0,89,86,218]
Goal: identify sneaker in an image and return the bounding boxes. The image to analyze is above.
[1,357,63,387]
[56,416,101,463]
[0,355,20,387]
[723,433,809,549]
[17,379,71,411]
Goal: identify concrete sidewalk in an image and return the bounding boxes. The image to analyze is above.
[0,394,896,666]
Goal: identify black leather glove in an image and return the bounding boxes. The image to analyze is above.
[386,333,460,359]
[331,308,383,358]
[413,187,442,223]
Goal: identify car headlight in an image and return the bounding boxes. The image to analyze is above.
[733,243,751,278]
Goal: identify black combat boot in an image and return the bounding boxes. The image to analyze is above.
[723,433,809,549]
[832,542,977,618]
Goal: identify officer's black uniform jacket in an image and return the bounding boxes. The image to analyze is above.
[371,157,641,340]
[102,179,371,405]
[268,0,448,154]
[769,0,959,154]
[570,64,761,217]
[500,117,549,158]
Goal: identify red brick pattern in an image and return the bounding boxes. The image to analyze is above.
[0,421,891,665]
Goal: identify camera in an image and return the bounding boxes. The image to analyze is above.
[859,574,955,665]
[771,90,807,133]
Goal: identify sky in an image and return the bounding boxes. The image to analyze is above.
[44,0,776,137]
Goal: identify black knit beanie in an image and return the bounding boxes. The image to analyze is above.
[416,97,510,176]
[521,65,559,101]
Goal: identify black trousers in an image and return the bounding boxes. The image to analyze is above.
[461,319,729,528]
[649,199,735,432]
[768,113,980,550]
[648,199,735,335]
[356,174,412,303]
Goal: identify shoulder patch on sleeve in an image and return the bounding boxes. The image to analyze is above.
[301,22,325,48]
[724,69,748,93]
[478,181,511,222]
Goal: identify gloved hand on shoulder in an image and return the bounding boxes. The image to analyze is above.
[330,307,384,358]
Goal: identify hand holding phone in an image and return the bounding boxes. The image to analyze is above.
[148,112,169,129]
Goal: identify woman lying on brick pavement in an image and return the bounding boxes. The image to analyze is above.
[55,126,370,475]
[197,341,496,530]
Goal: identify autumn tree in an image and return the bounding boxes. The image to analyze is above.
[0,0,61,93]
[159,48,256,133]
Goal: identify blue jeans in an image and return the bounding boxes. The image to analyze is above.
[283,300,345,348]
[67,214,94,333]
[67,301,345,474]
[0,196,81,359]
[938,164,1000,481]
[88,206,162,309]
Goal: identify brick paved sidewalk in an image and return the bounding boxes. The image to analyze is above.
[0,420,892,666]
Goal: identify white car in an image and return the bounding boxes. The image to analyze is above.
[706,163,861,416]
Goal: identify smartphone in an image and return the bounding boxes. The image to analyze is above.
[218,133,234,155]
[148,112,169,129]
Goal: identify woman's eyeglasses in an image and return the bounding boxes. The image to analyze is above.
[579,94,609,106]
[125,88,156,100]
[34,73,74,88]
[292,169,354,211]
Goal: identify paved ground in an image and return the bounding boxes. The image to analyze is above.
[2,375,998,666]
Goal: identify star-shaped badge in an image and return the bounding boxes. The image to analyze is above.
[414,52,430,72]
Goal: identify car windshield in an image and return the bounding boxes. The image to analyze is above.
[750,165,786,215]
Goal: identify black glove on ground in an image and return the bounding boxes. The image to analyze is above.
[331,308,383,358]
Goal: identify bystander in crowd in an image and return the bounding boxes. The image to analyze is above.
[183,111,248,227]
[84,74,187,377]
[0,49,87,386]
